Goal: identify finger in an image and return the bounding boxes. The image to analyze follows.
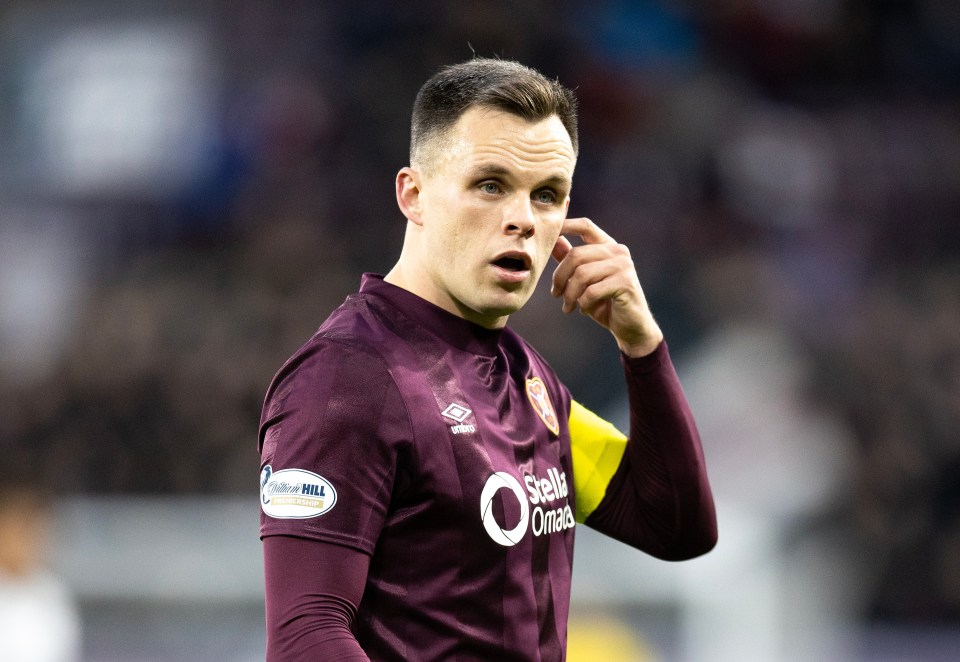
[551,235,573,263]
[558,257,625,313]
[551,242,628,300]
[559,217,616,246]
[550,236,573,297]
[577,277,629,316]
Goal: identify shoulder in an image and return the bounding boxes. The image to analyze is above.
[258,304,415,468]
[262,297,400,416]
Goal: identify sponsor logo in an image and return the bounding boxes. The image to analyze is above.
[479,466,575,547]
[442,402,476,435]
[260,465,337,519]
[441,403,471,422]
[526,377,559,435]
[480,472,529,546]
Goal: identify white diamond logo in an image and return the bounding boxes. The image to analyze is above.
[441,403,472,423]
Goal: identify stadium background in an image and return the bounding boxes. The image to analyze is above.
[0,1,958,660]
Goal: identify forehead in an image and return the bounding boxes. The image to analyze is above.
[437,107,576,179]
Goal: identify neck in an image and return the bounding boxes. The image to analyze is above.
[384,261,509,330]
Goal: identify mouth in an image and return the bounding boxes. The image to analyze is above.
[490,251,533,285]
[491,252,532,272]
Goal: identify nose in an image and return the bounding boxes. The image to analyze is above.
[503,194,536,237]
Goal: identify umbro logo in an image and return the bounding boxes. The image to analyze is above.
[441,403,471,422]
[441,403,476,435]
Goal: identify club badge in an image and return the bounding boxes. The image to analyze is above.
[526,377,559,435]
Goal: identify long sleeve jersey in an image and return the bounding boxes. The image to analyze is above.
[259,274,716,661]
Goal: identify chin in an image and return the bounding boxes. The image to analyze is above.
[482,294,529,318]
[460,282,535,325]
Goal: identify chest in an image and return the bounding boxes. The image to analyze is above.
[389,355,576,550]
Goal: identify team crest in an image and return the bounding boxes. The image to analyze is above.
[525,377,559,435]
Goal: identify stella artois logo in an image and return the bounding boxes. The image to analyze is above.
[525,377,559,435]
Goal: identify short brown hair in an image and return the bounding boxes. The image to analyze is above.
[410,58,578,167]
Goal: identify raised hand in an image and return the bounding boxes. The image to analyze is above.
[550,217,663,357]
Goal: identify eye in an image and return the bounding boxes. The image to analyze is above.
[479,181,501,195]
[534,189,558,205]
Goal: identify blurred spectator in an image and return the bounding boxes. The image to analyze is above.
[675,249,859,661]
[0,462,81,662]
[0,210,91,386]
[821,263,960,623]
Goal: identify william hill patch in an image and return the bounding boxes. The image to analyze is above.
[260,465,337,519]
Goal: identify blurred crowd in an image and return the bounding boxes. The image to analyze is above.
[0,0,958,626]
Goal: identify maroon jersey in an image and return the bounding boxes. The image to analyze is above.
[260,274,577,660]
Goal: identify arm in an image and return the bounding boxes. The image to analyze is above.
[263,536,371,661]
[259,341,409,657]
[552,218,717,559]
[570,342,717,559]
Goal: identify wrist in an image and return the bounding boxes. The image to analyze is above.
[615,327,664,358]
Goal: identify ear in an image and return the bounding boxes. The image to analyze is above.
[396,167,424,226]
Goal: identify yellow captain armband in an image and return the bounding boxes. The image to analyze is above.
[569,399,628,523]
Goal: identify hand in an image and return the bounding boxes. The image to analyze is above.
[550,217,663,358]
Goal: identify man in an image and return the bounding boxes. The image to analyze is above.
[259,58,717,661]
[0,470,81,662]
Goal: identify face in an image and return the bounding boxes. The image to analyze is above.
[398,106,576,328]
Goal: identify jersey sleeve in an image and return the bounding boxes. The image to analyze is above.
[570,341,717,560]
[258,337,411,554]
[263,535,371,661]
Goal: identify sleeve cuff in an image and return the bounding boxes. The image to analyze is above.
[620,339,670,375]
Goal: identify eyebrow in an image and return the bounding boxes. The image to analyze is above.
[467,164,572,191]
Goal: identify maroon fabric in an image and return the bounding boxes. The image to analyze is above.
[585,343,718,559]
[263,536,370,661]
[260,275,576,660]
[259,274,715,660]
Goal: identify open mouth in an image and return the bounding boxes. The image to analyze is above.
[492,253,531,272]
